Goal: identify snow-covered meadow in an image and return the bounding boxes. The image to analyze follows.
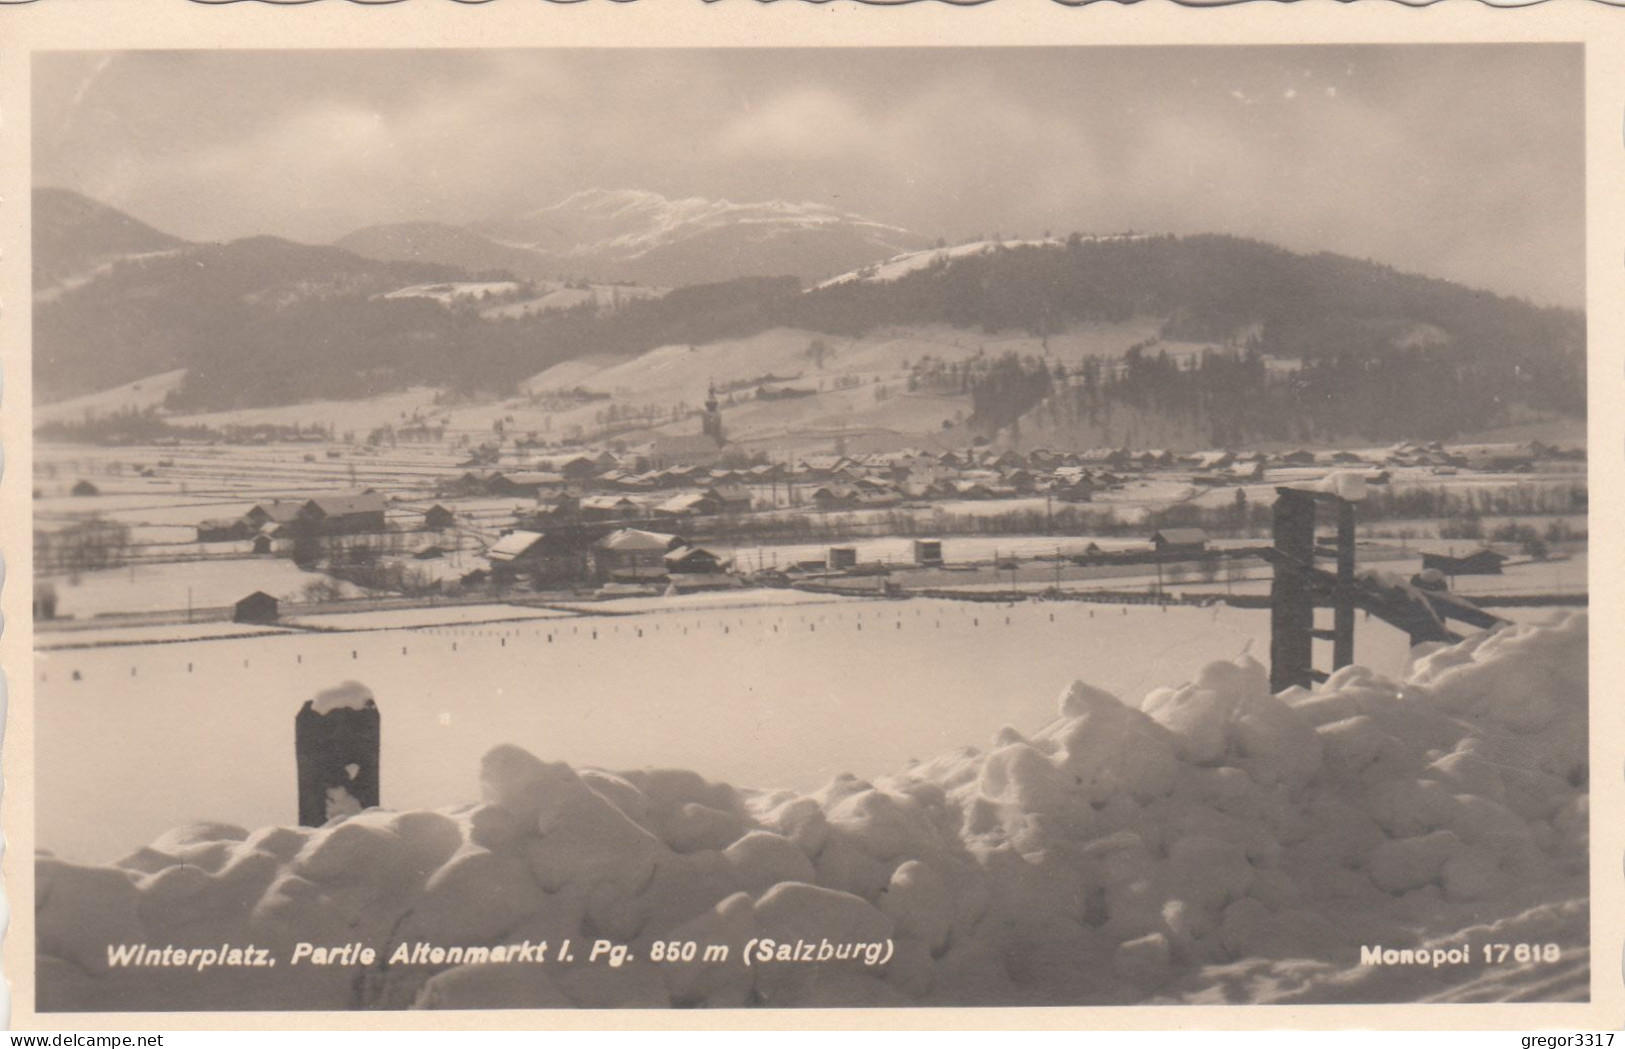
[37,598,1422,864]
[35,611,1588,1009]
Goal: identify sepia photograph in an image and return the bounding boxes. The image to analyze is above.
[15,33,1598,1019]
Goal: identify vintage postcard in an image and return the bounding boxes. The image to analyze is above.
[2,0,1620,1032]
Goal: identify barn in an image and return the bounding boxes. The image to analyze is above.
[1151,528,1210,556]
[300,492,388,535]
[233,591,280,624]
[486,529,592,586]
[664,544,726,575]
[913,539,944,566]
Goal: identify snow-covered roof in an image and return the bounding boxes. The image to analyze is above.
[655,492,715,514]
[487,530,547,561]
[305,492,387,517]
[598,528,680,552]
[579,494,636,510]
[250,500,305,524]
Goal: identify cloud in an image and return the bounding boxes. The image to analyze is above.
[716,87,872,163]
[31,46,1584,307]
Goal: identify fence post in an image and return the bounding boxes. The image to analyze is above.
[295,682,380,827]
[1269,488,1317,693]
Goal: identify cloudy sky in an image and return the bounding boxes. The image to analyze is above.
[34,45,1583,307]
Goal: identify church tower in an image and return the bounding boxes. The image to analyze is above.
[701,382,725,445]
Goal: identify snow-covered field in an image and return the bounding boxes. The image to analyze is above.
[35,612,1587,1009]
[281,605,577,632]
[36,620,298,649]
[46,560,370,618]
[36,599,1419,864]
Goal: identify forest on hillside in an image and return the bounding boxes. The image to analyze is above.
[35,232,1584,443]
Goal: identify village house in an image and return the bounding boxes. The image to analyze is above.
[708,483,754,514]
[664,544,726,575]
[1150,528,1210,556]
[499,471,570,498]
[594,528,686,583]
[423,504,456,531]
[1051,476,1096,503]
[244,500,307,531]
[300,492,388,535]
[654,490,724,518]
[485,529,593,586]
[810,484,858,511]
[577,494,641,521]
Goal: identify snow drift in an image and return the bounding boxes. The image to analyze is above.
[36,612,1588,1011]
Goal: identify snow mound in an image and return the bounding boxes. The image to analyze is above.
[37,613,1587,1010]
[309,681,374,715]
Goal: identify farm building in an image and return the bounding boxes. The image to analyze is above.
[810,485,858,510]
[423,505,456,531]
[499,472,570,497]
[233,591,279,624]
[197,518,253,543]
[300,492,387,535]
[654,491,724,518]
[251,534,275,555]
[1052,478,1096,503]
[70,480,100,497]
[487,530,548,566]
[664,545,726,575]
[914,539,944,566]
[1151,528,1210,556]
[1421,548,1508,576]
[594,528,685,583]
[828,546,858,571]
[244,500,307,531]
[708,484,754,513]
[579,494,641,521]
[485,530,591,585]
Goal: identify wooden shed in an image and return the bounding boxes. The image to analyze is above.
[233,591,280,624]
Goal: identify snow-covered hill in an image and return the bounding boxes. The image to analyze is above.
[476,189,928,287]
[815,234,1151,289]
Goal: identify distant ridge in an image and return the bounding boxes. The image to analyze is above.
[33,187,189,291]
[338,188,928,287]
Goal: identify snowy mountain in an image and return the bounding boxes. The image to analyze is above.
[33,187,190,294]
[472,189,929,287]
[815,234,1152,289]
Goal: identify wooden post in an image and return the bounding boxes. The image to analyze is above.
[295,684,380,827]
[1269,488,1317,693]
[1333,498,1357,671]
